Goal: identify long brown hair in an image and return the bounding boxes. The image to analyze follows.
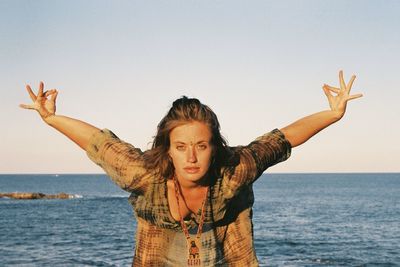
[144,96,233,179]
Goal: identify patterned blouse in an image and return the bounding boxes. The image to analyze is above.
[86,128,291,266]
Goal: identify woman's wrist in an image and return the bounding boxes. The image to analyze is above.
[331,110,345,122]
[42,114,56,125]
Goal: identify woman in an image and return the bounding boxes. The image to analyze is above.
[20,71,362,266]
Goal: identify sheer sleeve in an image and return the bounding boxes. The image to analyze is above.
[86,129,150,194]
[222,129,291,198]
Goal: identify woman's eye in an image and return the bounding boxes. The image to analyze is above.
[176,146,185,151]
[197,144,207,150]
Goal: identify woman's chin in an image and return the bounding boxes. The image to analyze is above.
[177,172,208,185]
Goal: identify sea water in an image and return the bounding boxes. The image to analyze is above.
[0,173,399,266]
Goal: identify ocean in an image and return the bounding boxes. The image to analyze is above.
[0,173,399,266]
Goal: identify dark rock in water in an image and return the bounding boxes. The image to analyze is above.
[0,192,74,199]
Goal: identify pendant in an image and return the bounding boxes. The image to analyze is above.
[187,239,201,266]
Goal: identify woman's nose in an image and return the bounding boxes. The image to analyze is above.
[187,147,197,163]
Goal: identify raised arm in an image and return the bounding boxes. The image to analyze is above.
[280,70,363,147]
[20,81,99,150]
[20,81,151,194]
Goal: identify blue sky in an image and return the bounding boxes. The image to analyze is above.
[1,0,399,173]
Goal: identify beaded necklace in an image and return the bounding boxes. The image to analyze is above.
[173,176,208,266]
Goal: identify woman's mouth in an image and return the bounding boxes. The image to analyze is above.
[184,167,200,174]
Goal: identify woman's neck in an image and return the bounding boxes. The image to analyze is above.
[175,174,210,191]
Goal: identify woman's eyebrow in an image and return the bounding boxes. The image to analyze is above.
[172,140,210,144]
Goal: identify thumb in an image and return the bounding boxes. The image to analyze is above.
[19,103,36,110]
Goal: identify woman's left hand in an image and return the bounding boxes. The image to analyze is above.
[322,70,363,119]
[20,81,58,122]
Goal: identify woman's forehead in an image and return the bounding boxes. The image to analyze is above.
[169,121,212,143]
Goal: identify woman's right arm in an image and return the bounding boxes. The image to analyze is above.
[20,81,99,150]
[20,81,150,193]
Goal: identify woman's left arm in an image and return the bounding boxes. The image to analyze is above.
[280,70,363,148]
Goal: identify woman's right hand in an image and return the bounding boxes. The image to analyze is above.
[20,81,100,150]
[20,81,58,123]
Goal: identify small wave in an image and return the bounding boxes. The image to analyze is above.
[76,195,129,200]
[109,195,130,198]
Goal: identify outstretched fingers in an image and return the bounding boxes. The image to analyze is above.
[348,93,363,101]
[26,85,37,101]
[25,81,49,101]
[339,70,346,91]
[38,81,44,97]
[346,75,356,93]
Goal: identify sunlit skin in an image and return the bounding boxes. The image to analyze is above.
[167,121,213,220]
[280,70,363,146]
[19,70,363,221]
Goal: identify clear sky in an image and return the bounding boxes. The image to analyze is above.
[1,0,399,173]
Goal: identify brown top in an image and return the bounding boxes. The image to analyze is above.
[86,128,291,266]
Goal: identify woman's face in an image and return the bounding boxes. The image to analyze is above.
[168,121,213,187]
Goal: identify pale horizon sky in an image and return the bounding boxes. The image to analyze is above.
[1,0,399,173]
